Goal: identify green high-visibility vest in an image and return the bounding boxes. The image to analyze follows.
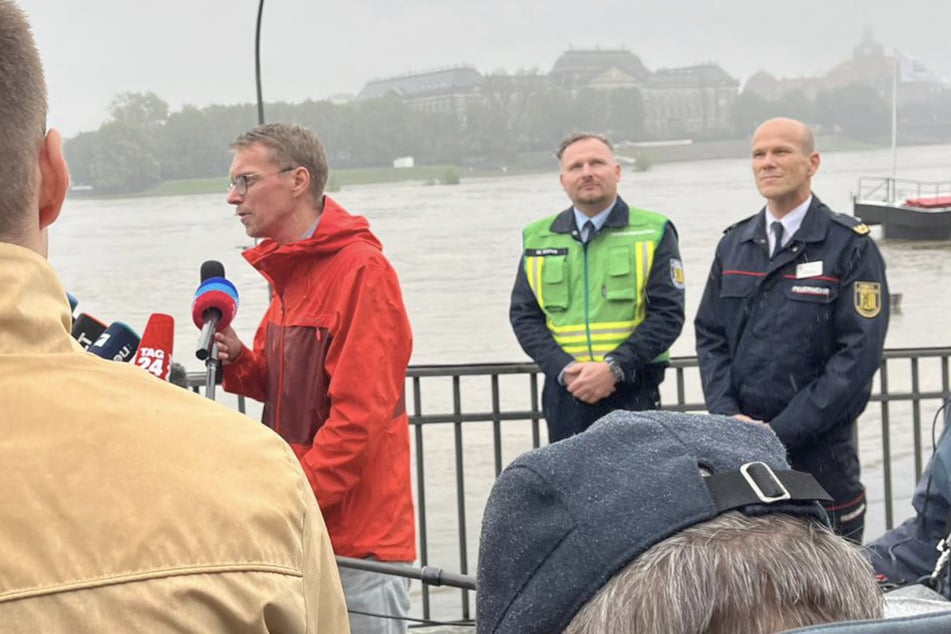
[522,208,671,363]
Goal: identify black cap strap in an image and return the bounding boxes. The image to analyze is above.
[704,461,833,513]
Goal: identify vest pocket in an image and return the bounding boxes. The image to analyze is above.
[540,255,569,311]
[604,246,636,301]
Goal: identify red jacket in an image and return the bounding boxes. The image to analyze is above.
[224,197,416,562]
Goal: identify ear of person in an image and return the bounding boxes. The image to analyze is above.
[37,129,69,229]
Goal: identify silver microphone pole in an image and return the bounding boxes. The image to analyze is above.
[204,342,220,400]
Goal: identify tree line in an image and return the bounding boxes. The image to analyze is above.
[64,77,950,194]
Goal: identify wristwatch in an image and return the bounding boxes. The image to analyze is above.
[604,355,624,383]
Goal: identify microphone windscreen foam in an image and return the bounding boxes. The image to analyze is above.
[71,313,107,350]
[89,322,140,362]
[191,277,239,330]
[132,313,175,380]
[200,260,225,282]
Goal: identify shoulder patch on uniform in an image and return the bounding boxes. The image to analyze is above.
[669,258,685,289]
[852,223,870,235]
[854,281,882,318]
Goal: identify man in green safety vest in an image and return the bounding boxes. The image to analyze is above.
[510,133,685,441]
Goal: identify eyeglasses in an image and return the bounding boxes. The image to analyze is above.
[228,166,296,196]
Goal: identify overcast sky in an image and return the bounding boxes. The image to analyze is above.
[17,0,951,138]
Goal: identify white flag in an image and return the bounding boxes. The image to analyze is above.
[896,49,947,84]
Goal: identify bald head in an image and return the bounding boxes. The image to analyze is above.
[751,117,820,217]
[753,118,815,155]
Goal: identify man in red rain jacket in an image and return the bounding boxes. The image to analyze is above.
[216,123,416,634]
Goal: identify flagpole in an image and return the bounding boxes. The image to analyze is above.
[891,50,898,180]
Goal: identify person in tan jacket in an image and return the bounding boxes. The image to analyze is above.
[0,2,350,631]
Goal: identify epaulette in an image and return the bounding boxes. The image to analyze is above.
[723,213,758,234]
[830,212,871,236]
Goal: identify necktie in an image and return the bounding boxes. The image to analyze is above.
[582,220,595,244]
[770,221,784,259]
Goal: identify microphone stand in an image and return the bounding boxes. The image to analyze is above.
[204,342,220,400]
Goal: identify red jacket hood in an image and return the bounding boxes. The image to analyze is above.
[242,196,383,290]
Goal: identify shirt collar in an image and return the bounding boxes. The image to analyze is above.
[300,216,321,240]
[573,199,617,232]
[765,195,812,241]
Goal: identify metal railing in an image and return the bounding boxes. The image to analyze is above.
[855,177,951,203]
[187,346,951,626]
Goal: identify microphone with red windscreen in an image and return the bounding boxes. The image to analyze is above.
[132,313,175,380]
[192,260,239,361]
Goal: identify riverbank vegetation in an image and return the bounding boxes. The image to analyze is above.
[132,165,485,198]
[64,83,948,196]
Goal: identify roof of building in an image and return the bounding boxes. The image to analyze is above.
[357,66,483,101]
[550,49,650,85]
[648,64,739,88]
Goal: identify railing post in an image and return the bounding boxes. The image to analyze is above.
[411,375,431,619]
[451,375,471,620]
[530,372,541,449]
[879,359,893,530]
[492,373,503,476]
[912,356,923,480]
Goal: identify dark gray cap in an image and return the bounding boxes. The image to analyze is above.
[475,410,832,633]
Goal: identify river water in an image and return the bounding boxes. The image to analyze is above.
[51,143,951,620]
[52,143,951,362]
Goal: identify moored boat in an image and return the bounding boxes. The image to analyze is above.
[853,176,951,239]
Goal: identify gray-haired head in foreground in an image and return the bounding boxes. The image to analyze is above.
[475,410,883,633]
[565,511,882,633]
[231,123,329,205]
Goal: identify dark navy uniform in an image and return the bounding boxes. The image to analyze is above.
[694,196,889,542]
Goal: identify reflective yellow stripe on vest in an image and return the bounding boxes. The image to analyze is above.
[525,254,546,307]
[550,318,640,361]
[521,207,671,364]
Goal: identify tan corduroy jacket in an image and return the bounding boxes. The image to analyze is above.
[0,244,350,633]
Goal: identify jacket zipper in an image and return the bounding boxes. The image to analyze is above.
[583,240,594,360]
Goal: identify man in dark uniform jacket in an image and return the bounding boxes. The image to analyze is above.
[695,117,889,542]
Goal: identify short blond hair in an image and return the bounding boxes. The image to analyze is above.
[556,132,614,160]
[231,123,329,205]
[0,0,48,239]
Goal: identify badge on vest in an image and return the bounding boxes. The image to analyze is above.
[670,259,685,289]
[525,247,568,257]
[854,281,882,318]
